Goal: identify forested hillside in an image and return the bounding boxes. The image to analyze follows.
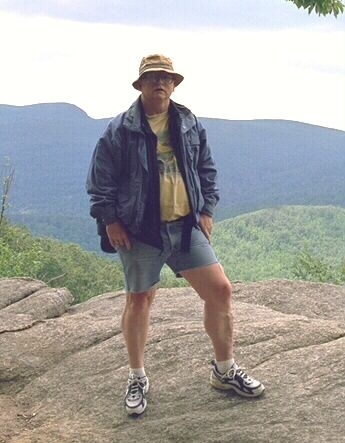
[0,220,124,303]
[1,102,345,251]
[1,206,343,303]
[0,220,188,302]
[212,205,345,282]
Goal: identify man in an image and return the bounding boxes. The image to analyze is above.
[86,54,265,416]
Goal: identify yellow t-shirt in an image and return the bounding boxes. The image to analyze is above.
[146,112,190,222]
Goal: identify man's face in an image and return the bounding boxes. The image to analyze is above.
[138,71,175,101]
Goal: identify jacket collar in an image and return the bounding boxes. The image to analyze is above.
[122,98,143,133]
[122,97,195,134]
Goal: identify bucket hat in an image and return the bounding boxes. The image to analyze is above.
[132,54,184,90]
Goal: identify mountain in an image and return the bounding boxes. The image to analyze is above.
[203,117,345,218]
[0,103,103,216]
[1,102,344,251]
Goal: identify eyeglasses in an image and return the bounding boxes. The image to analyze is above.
[141,73,174,85]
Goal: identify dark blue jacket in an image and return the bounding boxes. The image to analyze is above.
[86,98,219,249]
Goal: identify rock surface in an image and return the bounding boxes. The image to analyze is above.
[1,277,345,443]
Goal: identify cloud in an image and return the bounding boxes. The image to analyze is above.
[0,4,344,131]
[1,0,344,30]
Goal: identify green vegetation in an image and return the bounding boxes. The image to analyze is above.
[1,206,344,304]
[0,220,189,303]
[212,205,345,284]
[293,249,345,284]
[0,158,15,229]
[288,0,344,16]
[0,220,125,303]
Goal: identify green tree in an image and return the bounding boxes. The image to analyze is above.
[287,0,344,16]
[292,249,345,284]
[0,222,126,303]
[0,158,15,230]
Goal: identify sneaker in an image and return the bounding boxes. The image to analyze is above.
[210,360,265,398]
[124,374,149,416]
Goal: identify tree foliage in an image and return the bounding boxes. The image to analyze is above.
[287,0,344,16]
[0,220,188,303]
[0,221,126,303]
[292,249,345,284]
[1,206,344,305]
[212,206,345,284]
[0,158,15,230]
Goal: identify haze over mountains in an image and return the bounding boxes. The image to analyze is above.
[1,102,344,251]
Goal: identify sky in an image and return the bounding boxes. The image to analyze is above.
[0,0,344,131]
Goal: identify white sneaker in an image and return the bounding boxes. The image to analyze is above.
[210,360,265,398]
[124,374,149,415]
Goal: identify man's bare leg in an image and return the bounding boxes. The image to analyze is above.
[181,263,265,397]
[180,263,233,361]
[121,288,156,368]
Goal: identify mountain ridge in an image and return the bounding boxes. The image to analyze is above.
[1,102,344,250]
[2,102,344,132]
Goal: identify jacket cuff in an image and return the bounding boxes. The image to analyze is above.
[102,215,118,225]
[99,206,118,225]
[201,203,216,217]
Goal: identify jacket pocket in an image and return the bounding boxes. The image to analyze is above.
[185,139,200,169]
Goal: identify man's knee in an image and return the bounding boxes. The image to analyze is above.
[205,278,232,309]
[216,279,232,302]
[125,290,155,313]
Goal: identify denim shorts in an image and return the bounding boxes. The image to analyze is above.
[117,220,218,293]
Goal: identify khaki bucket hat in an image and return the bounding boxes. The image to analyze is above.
[132,54,184,90]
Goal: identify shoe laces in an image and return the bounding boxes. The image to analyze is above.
[212,360,250,381]
[126,376,146,400]
[234,367,249,379]
[227,366,254,384]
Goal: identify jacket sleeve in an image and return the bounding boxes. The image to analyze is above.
[195,118,220,217]
[86,118,123,225]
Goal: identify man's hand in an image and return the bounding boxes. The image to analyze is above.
[198,214,213,242]
[106,222,131,250]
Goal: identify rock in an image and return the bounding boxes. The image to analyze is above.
[0,278,344,443]
[0,278,46,309]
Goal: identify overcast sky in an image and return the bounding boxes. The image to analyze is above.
[0,0,344,131]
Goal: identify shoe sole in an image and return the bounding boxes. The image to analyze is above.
[210,375,265,398]
[126,398,147,416]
